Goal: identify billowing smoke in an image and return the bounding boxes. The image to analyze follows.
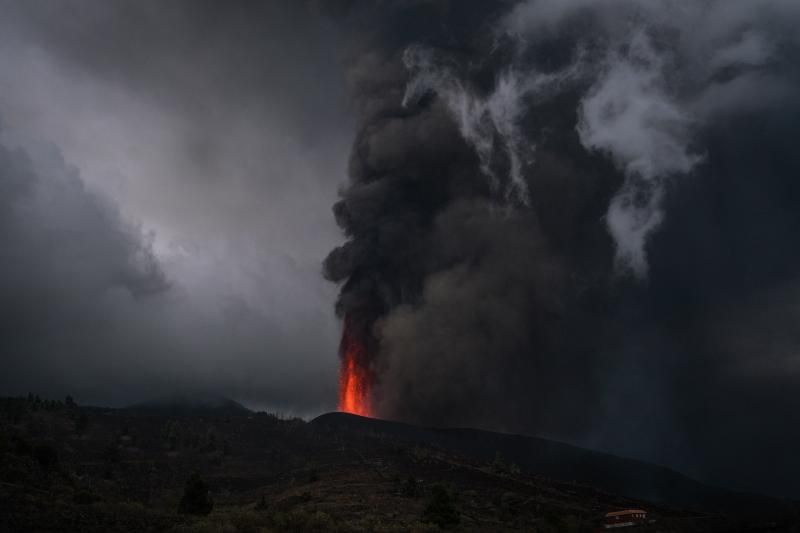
[325,1,800,498]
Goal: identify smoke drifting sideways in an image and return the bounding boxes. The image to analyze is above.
[324,1,800,498]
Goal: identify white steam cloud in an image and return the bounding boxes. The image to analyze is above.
[577,30,700,278]
[402,46,581,205]
[402,0,798,278]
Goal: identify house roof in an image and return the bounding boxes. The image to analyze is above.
[605,509,647,517]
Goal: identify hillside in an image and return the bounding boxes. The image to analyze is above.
[125,395,252,417]
[0,396,796,532]
[311,413,790,515]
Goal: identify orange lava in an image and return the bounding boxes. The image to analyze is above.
[338,316,373,417]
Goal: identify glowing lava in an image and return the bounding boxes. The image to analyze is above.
[338,316,373,417]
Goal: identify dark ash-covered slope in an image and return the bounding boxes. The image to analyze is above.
[313,412,797,518]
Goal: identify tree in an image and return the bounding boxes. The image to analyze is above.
[74,413,89,434]
[205,427,217,451]
[161,420,181,451]
[179,471,213,515]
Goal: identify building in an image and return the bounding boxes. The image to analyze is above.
[603,509,648,529]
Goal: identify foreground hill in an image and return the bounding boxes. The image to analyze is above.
[0,396,796,532]
[312,413,790,516]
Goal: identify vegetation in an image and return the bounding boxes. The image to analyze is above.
[75,412,89,434]
[32,443,59,471]
[422,484,460,529]
[179,472,213,515]
[0,393,790,532]
[401,475,420,497]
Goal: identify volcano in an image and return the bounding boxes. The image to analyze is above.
[338,315,373,417]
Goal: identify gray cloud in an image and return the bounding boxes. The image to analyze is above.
[0,0,352,415]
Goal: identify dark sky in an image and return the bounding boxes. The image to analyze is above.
[2,0,800,500]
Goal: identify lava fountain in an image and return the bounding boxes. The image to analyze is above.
[338,315,373,417]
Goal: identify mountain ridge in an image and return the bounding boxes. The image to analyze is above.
[125,394,252,416]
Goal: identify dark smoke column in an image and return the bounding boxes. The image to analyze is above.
[321,1,555,421]
[320,0,800,499]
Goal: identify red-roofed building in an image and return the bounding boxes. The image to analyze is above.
[603,509,648,529]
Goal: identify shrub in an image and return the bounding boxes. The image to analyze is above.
[255,495,269,511]
[73,490,99,505]
[538,513,587,533]
[305,510,336,532]
[422,484,459,529]
[228,508,265,533]
[271,508,335,532]
[496,492,522,521]
[12,434,32,456]
[401,475,419,497]
[491,451,520,475]
[74,413,89,434]
[33,443,59,471]
[104,441,120,464]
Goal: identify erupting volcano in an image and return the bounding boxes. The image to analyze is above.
[338,316,373,417]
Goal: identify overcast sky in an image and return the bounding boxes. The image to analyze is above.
[0,0,353,415]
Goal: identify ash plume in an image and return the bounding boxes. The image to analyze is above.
[325,0,800,498]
